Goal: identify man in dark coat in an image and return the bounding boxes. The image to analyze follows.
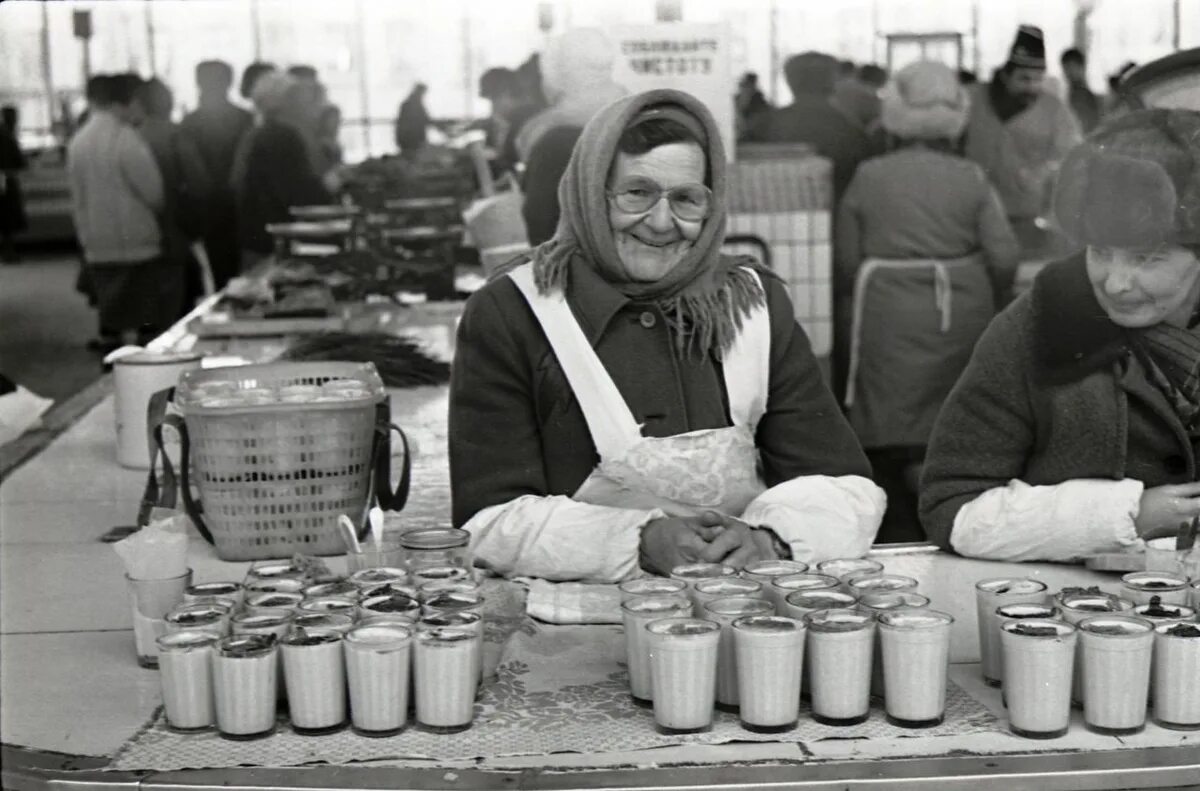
[0,105,28,263]
[746,51,875,202]
[181,60,253,289]
[395,83,431,156]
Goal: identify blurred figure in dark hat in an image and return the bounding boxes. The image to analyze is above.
[963,25,1080,255]
[746,51,875,201]
[734,72,771,142]
[479,67,539,175]
[1061,47,1100,134]
[832,59,883,132]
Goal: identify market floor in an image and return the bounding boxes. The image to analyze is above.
[0,253,103,403]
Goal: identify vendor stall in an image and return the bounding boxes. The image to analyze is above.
[3,289,1200,791]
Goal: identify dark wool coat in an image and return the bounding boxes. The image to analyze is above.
[449,256,872,528]
[919,253,1196,551]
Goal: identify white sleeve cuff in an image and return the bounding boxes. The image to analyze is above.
[740,475,886,564]
[462,495,664,583]
[950,478,1144,562]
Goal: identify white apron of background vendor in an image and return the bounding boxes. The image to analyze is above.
[508,263,769,516]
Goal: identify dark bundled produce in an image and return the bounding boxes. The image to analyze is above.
[280,332,451,388]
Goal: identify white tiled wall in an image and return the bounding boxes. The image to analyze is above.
[727,211,833,357]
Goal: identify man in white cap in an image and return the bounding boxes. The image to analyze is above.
[963,25,1081,254]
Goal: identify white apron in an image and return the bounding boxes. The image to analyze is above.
[509,263,771,517]
[844,255,993,448]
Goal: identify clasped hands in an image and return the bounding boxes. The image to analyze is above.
[639,510,783,576]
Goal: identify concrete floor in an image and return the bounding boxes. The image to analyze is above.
[0,254,104,403]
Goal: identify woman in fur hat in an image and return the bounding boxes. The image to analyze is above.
[450,89,884,582]
[836,61,1020,542]
[921,109,1200,561]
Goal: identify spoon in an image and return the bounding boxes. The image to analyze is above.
[338,514,362,554]
[369,506,385,551]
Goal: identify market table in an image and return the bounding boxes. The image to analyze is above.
[3,304,1199,791]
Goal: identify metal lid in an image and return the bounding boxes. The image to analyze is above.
[1002,618,1075,638]
[421,611,482,628]
[977,577,1047,594]
[786,590,858,610]
[816,558,882,578]
[399,528,470,551]
[847,574,919,592]
[281,628,342,647]
[231,610,293,628]
[1122,571,1189,590]
[416,627,475,643]
[423,591,483,611]
[878,609,954,629]
[165,605,226,625]
[246,592,302,608]
[857,591,928,611]
[702,596,774,618]
[186,581,241,596]
[303,581,359,599]
[410,565,471,582]
[619,577,687,596]
[1078,615,1155,636]
[996,603,1059,619]
[298,597,357,613]
[804,608,874,632]
[245,578,306,594]
[694,578,763,596]
[621,594,692,615]
[156,631,219,651]
[646,617,720,637]
[349,567,410,587]
[346,624,413,645]
[732,615,802,633]
[217,634,277,657]
[670,563,735,579]
[292,613,354,631]
[361,594,420,614]
[772,572,840,591]
[248,563,304,579]
[742,559,810,577]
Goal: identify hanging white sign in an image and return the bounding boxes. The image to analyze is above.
[607,24,734,160]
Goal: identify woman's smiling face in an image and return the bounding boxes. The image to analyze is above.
[1086,244,1200,328]
[607,141,706,283]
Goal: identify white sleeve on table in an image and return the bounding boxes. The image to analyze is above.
[739,475,886,564]
[949,478,1144,562]
[462,495,665,583]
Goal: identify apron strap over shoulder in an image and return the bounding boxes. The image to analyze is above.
[508,264,643,462]
[723,268,771,432]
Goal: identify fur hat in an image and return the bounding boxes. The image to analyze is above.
[1007,25,1046,70]
[879,61,970,141]
[1053,109,1200,248]
[784,52,838,98]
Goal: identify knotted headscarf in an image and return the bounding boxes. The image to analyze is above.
[506,88,764,356]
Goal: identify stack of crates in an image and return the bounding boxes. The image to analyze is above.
[726,145,834,359]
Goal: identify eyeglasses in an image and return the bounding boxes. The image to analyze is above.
[606,177,712,222]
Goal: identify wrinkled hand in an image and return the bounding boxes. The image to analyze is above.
[698,513,781,569]
[1135,483,1200,541]
[639,514,725,576]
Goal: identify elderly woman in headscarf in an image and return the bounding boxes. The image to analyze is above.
[236,72,332,260]
[921,109,1200,561]
[835,61,1019,542]
[450,89,885,582]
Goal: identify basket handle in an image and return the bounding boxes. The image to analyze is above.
[372,401,411,512]
[137,386,179,527]
[168,411,216,545]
